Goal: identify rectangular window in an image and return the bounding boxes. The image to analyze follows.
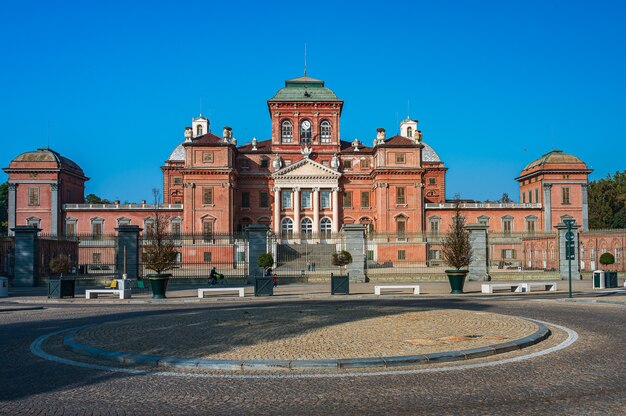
[203,252,212,262]
[502,249,517,259]
[528,190,532,203]
[241,192,250,208]
[478,218,489,227]
[284,159,292,166]
[321,191,331,208]
[360,159,370,168]
[67,190,72,200]
[282,190,292,209]
[535,189,539,204]
[527,220,536,233]
[28,187,40,206]
[367,250,374,261]
[241,159,250,169]
[429,249,442,260]
[260,158,269,168]
[397,221,406,235]
[430,219,440,234]
[203,187,213,205]
[301,191,312,209]
[171,222,181,239]
[503,219,513,234]
[395,153,406,164]
[361,191,370,208]
[428,177,436,185]
[522,193,526,203]
[260,192,269,208]
[173,177,183,184]
[66,222,76,237]
[398,250,406,260]
[396,187,406,204]
[203,221,213,242]
[92,222,103,238]
[344,191,352,208]
[343,160,352,169]
[562,187,570,205]
[145,221,154,236]
[202,152,213,163]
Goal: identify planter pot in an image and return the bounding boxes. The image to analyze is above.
[445,270,468,294]
[331,273,350,295]
[48,277,76,299]
[147,273,172,299]
[254,277,273,296]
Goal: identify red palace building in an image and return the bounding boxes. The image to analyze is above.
[4,75,590,241]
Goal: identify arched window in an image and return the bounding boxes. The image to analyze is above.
[407,126,413,138]
[301,217,313,238]
[320,120,331,143]
[281,120,293,143]
[320,217,332,237]
[197,124,203,136]
[281,218,293,238]
[300,120,312,144]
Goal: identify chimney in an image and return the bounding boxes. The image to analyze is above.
[376,128,386,145]
[184,127,193,142]
[222,126,232,142]
[141,199,146,204]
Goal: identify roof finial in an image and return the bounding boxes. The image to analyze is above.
[304,43,306,77]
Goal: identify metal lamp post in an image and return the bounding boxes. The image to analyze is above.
[563,219,576,298]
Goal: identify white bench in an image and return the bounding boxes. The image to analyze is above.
[520,282,557,292]
[374,285,420,295]
[85,289,131,299]
[481,283,523,294]
[198,287,245,298]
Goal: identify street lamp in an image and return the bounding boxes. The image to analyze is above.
[563,219,576,298]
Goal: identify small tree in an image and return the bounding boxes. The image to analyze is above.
[442,200,472,270]
[332,250,353,273]
[143,189,178,275]
[257,253,274,274]
[49,254,73,278]
[599,252,615,270]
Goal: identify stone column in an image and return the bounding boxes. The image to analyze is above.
[341,224,367,282]
[273,187,281,234]
[50,183,59,236]
[555,221,581,280]
[115,225,142,279]
[293,187,301,238]
[581,183,589,232]
[246,224,270,283]
[332,187,340,233]
[12,225,41,287]
[466,224,489,281]
[313,187,320,237]
[8,183,17,236]
[543,184,552,231]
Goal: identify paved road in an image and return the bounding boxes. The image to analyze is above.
[1,296,624,415]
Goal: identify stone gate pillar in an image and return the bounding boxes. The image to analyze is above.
[341,224,367,282]
[116,225,142,279]
[555,221,581,280]
[466,224,489,281]
[12,225,40,287]
[246,224,269,283]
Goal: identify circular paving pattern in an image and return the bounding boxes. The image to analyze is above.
[68,305,543,365]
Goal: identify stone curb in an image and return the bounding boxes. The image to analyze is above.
[62,319,551,371]
[0,306,45,312]
[557,299,626,306]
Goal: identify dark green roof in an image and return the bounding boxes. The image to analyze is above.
[269,76,342,102]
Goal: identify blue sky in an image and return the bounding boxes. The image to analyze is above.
[1,0,624,202]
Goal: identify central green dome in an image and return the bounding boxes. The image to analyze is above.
[269,76,342,102]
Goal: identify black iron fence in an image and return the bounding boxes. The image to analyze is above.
[0,237,14,278]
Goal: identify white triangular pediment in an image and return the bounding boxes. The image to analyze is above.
[272,158,341,179]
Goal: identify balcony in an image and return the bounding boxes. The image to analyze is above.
[63,203,183,210]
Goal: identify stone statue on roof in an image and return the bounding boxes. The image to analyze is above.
[331,153,340,170]
[272,154,282,170]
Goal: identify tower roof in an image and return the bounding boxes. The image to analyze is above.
[269,75,342,102]
[522,150,586,171]
[8,147,84,173]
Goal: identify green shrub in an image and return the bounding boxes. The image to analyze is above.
[257,253,274,269]
[599,252,615,266]
[332,250,352,267]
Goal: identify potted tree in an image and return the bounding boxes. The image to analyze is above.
[442,200,472,294]
[255,253,274,296]
[48,254,75,298]
[144,189,179,299]
[331,250,352,295]
[599,252,617,288]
